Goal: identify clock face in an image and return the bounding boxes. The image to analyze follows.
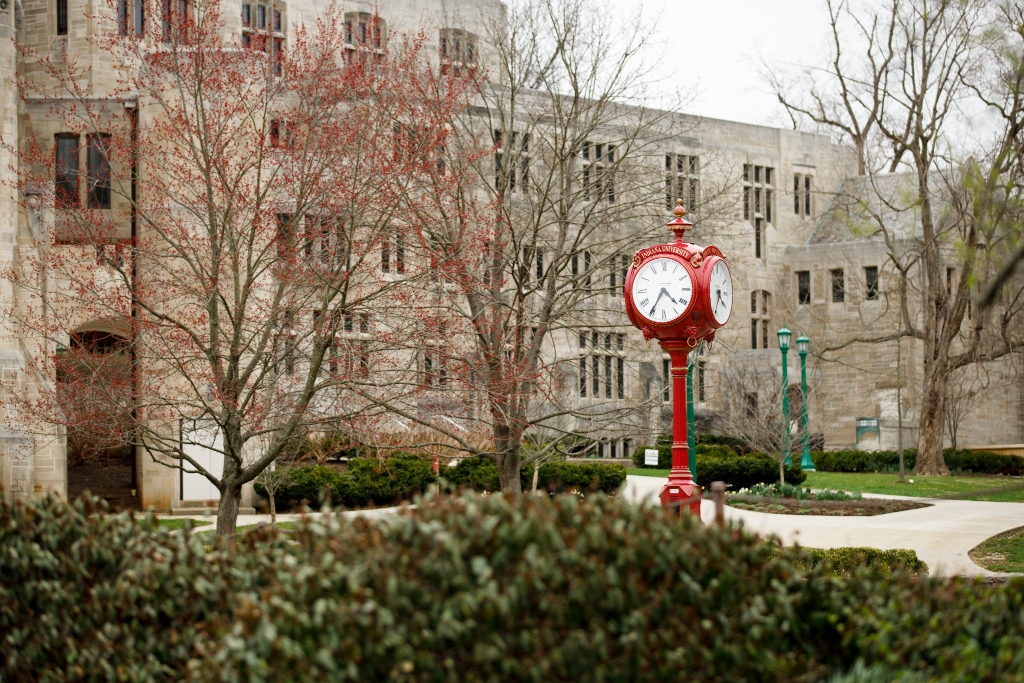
[709,260,733,324]
[631,257,693,323]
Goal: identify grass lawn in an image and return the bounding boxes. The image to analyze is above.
[156,519,212,530]
[628,468,671,478]
[627,469,1024,502]
[803,472,1024,502]
[195,521,298,540]
[970,526,1024,573]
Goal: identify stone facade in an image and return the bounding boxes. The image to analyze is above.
[0,0,1019,509]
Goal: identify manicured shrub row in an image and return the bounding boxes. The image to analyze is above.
[444,455,627,494]
[632,443,806,489]
[254,454,436,510]
[812,448,1024,476]
[4,494,1024,681]
[801,547,927,576]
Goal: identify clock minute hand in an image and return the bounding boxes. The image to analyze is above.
[648,290,665,316]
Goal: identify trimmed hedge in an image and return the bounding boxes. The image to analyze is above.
[445,455,627,494]
[698,454,806,489]
[632,443,805,489]
[811,448,1024,476]
[4,494,1024,681]
[800,547,928,576]
[254,455,436,510]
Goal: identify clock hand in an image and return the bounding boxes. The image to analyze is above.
[714,290,722,314]
[649,290,665,316]
[662,287,679,305]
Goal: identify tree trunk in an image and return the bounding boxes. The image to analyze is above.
[494,429,522,494]
[915,368,951,476]
[779,459,786,486]
[216,483,241,538]
[531,463,539,494]
[269,487,277,528]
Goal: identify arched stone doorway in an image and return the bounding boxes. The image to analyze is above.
[58,322,139,510]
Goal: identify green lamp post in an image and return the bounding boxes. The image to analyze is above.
[796,335,815,471]
[777,327,792,466]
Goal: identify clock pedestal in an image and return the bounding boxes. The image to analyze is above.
[658,339,701,517]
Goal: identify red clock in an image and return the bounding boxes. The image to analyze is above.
[624,208,732,347]
[623,201,733,518]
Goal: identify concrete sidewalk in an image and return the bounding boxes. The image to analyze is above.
[623,475,1024,577]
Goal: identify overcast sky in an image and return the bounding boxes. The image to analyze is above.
[611,0,833,127]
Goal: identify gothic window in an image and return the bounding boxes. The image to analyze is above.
[580,330,625,401]
[439,28,477,73]
[162,0,189,43]
[243,1,287,73]
[55,134,79,209]
[794,173,814,217]
[831,269,845,302]
[343,12,385,67]
[494,130,530,195]
[750,290,771,349]
[582,141,615,204]
[57,0,68,35]
[743,164,773,260]
[797,270,811,305]
[86,134,111,210]
[865,266,879,301]
[665,153,699,212]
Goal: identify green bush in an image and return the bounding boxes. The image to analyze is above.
[632,444,805,489]
[255,456,436,510]
[446,456,627,494]
[632,442,740,468]
[526,461,628,493]
[6,494,1024,682]
[810,448,1024,476]
[798,547,928,576]
[444,454,501,491]
[255,464,345,509]
[697,454,806,489]
[343,454,437,505]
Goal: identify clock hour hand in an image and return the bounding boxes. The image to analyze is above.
[714,290,722,314]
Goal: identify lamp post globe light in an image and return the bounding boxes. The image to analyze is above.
[796,335,815,471]
[624,201,733,517]
[776,327,792,467]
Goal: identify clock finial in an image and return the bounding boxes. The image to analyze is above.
[667,199,692,243]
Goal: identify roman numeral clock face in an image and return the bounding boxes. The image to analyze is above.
[631,257,692,323]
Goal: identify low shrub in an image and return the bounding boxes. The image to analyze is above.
[6,494,1024,682]
[810,447,1024,476]
[736,482,859,501]
[633,443,805,488]
[633,442,740,468]
[800,547,928,577]
[446,456,627,494]
[444,454,501,491]
[527,461,628,494]
[697,454,806,489]
[255,455,436,510]
[255,464,345,509]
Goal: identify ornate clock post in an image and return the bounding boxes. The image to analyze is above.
[624,201,733,516]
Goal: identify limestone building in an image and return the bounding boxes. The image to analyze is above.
[0,0,1020,510]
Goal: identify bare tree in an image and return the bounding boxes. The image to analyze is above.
[4,0,476,535]
[767,0,1024,475]
[348,0,737,493]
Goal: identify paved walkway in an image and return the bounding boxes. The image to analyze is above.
[623,475,1024,577]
